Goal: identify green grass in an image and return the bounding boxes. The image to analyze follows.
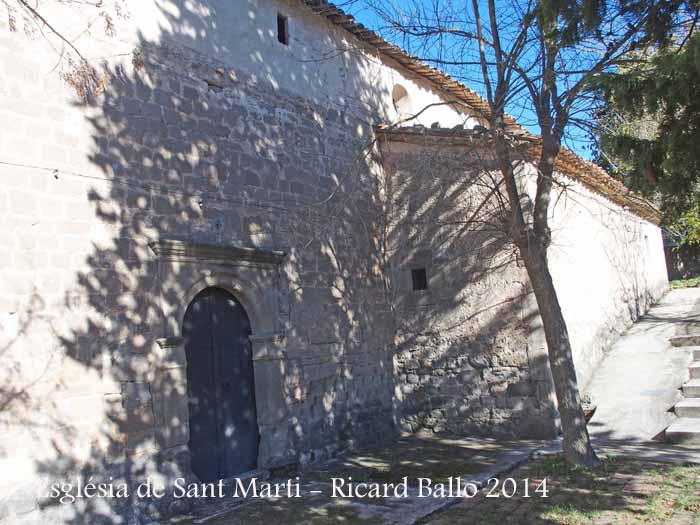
[670,276,700,288]
[532,456,700,525]
[424,455,700,525]
[541,502,604,524]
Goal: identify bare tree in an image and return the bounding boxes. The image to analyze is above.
[366,0,696,467]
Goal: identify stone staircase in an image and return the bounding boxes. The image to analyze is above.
[666,337,700,444]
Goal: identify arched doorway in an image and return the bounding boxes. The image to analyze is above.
[183,287,259,481]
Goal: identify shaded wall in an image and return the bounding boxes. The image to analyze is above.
[0,0,486,522]
[0,6,386,525]
[380,138,559,440]
[379,132,669,435]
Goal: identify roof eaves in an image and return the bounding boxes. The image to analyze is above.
[302,1,660,224]
[376,125,661,224]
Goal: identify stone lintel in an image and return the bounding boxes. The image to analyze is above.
[149,239,286,266]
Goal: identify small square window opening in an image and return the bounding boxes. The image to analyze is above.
[277,14,289,45]
[411,268,428,291]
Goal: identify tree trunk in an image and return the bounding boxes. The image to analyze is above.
[493,128,598,468]
[522,243,600,468]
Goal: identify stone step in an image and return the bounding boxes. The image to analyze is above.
[691,362,700,380]
[665,417,700,444]
[683,379,700,398]
[670,345,700,360]
[670,334,700,347]
[674,398,700,418]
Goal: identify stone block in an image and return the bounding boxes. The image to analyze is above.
[151,368,189,449]
[125,402,156,434]
[253,358,288,425]
[126,427,157,455]
[506,380,532,397]
[121,382,152,408]
[9,190,38,216]
[182,85,199,100]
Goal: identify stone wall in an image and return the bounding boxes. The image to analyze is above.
[380,139,559,440]
[0,0,484,520]
[0,31,399,525]
[379,131,668,437]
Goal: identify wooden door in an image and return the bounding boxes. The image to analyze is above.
[183,287,259,481]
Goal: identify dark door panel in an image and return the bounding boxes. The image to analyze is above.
[183,287,259,482]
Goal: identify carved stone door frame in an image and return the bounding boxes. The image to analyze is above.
[148,239,291,472]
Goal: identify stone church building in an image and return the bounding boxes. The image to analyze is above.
[0,0,668,522]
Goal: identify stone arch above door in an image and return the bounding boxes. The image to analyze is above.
[180,272,275,338]
[147,239,291,470]
[149,239,288,339]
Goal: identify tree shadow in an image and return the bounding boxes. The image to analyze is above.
[429,453,700,525]
[1,1,660,524]
[1,2,405,522]
[378,130,558,441]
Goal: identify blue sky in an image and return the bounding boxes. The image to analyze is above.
[340,0,596,159]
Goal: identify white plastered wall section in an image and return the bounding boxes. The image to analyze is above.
[543,173,668,388]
